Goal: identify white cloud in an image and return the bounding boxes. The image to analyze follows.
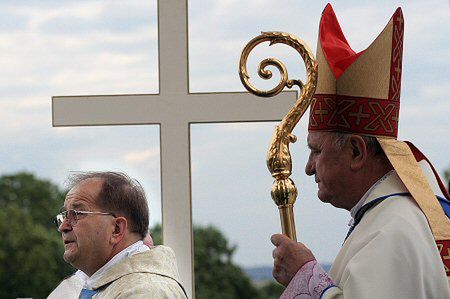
[124,148,160,164]
[420,82,450,99]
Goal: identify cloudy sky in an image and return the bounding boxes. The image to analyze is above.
[1,0,449,270]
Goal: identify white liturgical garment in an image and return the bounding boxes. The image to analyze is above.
[322,170,450,298]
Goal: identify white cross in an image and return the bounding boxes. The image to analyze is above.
[52,1,295,297]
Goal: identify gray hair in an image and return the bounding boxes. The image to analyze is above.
[331,132,384,156]
[66,171,149,238]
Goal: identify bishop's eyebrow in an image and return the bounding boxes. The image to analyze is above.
[72,202,86,209]
[63,202,86,211]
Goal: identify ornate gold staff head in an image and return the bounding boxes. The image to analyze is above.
[239,31,317,241]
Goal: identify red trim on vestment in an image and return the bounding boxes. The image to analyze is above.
[405,141,450,200]
[436,240,450,277]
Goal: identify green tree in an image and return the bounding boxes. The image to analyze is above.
[193,225,261,299]
[444,166,450,191]
[258,281,285,299]
[0,172,73,298]
[0,172,65,229]
[150,224,282,299]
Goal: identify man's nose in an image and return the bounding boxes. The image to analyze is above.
[58,218,72,233]
[305,156,315,176]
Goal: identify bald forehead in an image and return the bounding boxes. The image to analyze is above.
[64,178,104,209]
[72,178,104,192]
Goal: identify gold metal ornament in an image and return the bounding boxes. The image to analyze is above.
[239,31,318,241]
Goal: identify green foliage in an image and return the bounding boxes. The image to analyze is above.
[193,225,261,299]
[258,281,285,299]
[150,224,283,299]
[444,167,450,191]
[0,172,73,298]
[150,223,162,245]
[0,172,65,230]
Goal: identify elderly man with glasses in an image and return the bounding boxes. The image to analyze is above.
[48,172,187,299]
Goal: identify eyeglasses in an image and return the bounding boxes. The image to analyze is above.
[54,209,116,230]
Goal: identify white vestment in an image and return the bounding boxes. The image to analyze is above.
[322,171,450,298]
[47,245,186,299]
[47,271,83,299]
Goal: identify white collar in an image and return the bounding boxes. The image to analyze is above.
[79,240,150,289]
[350,170,396,220]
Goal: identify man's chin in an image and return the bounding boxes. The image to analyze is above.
[317,191,329,204]
[63,246,78,264]
[318,195,347,210]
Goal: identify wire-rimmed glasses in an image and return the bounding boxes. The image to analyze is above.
[54,209,116,230]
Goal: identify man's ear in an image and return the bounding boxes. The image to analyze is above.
[349,135,367,170]
[110,217,127,245]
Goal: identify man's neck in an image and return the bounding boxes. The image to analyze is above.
[347,157,394,210]
[350,170,395,217]
[82,235,141,276]
[81,240,149,289]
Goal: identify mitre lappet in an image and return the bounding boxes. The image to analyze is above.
[308,4,450,282]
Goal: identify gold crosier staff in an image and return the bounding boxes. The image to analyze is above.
[239,32,317,241]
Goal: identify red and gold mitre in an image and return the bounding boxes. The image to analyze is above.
[309,4,450,283]
[309,4,403,137]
